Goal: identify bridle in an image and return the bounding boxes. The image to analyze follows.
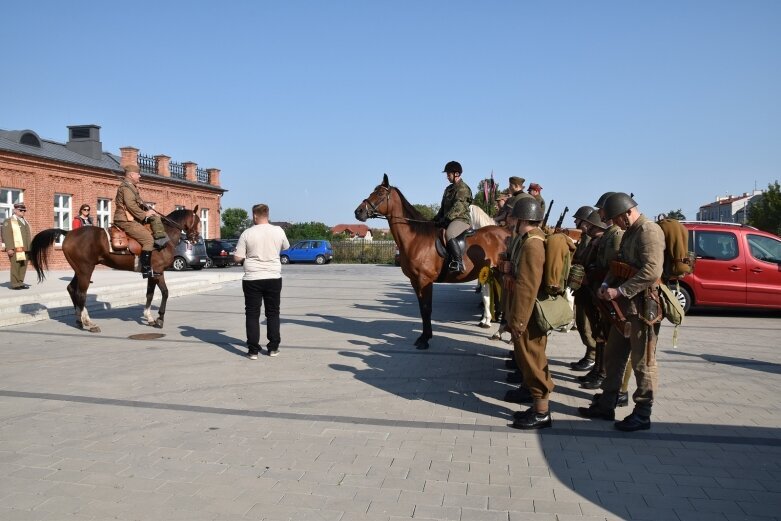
[361,185,391,219]
[152,208,201,242]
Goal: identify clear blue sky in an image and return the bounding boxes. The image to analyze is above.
[2,1,779,227]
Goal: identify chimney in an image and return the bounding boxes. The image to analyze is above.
[66,124,103,160]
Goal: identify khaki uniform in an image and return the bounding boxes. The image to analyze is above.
[113,179,166,251]
[495,190,534,225]
[572,234,598,360]
[596,214,665,418]
[508,228,552,409]
[435,180,473,240]
[1,215,32,288]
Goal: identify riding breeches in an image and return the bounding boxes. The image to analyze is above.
[445,220,470,241]
[115,220,154,251]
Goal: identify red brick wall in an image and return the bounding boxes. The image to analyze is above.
[1,151,223,271]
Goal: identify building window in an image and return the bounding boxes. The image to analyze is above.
[97,198,111,228]
[54,194,72,245]
[0,188,24,224]
[200,208,209,239]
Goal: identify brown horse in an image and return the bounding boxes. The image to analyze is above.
[355,175,510,349]
[29,207,201,333]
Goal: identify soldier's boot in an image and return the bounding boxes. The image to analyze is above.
[148,216,170,249]
[446,238,465,273]
[140,251,160,279]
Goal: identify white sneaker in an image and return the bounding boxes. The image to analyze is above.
[248,353,258,360]
[268,349,279,357]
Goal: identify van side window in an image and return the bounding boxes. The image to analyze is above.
[695,231,738,261]
[747,234,781,263]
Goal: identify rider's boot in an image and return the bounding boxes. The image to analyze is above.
[446,238,465,273]
[153,235,170,250]
[140,250,160,279]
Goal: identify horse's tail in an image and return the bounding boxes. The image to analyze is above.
[29,229,68,282]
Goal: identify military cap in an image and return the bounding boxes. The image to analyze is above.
[508,176,525,187]
[13,202,27,210]
[529,182,542,191]
[123,164,140,174]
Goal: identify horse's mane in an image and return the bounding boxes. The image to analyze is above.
[391,186,436,235]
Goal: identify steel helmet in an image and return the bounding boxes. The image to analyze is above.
[573,205,594,221]
[442,161,462,174]
[584,210,607,230]
[511,196,544,221]
[594,191,616,209]
[602,192,638,220]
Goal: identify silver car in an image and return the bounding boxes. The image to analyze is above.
[171,234,208,271]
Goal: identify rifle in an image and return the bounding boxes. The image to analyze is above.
[554,206,569,230]
[541,200,554,228]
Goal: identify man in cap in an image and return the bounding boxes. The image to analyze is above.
[528,183,545,214]
[495,176,533,226]
[433,161,473,273]
[579,192,665,431]
[2,202,32,289]
[113,164,170,278]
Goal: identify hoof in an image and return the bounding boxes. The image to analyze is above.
[153,319,164,329]
[414,337,430,350]
[478,322,491,329]
[88,326,101,333]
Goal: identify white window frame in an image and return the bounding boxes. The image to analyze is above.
[97,198,111,228]
[0,188,24,225]
[200,208,209,239]
[54,193,72,245]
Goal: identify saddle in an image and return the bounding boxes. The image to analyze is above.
[434,228,475,260]
[108,225,146,256]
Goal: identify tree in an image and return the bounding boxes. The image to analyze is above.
[285,222,334,242]
[662,209,686,220]
[748,181,781,235]
[220,208,251,238]
[412,204,439,220]
[473,176,502,216]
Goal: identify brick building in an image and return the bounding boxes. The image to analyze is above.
[1,124,225,270]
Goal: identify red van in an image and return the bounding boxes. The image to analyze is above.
[671,222,781,312]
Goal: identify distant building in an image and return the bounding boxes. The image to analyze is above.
[696,190,763,223]
[331,224,372,241]
[1,124,225,270]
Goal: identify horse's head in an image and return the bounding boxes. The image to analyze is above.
[355,174,392,222]
[167,204,201,243]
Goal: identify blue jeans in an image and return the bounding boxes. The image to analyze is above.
[242,278,282,353]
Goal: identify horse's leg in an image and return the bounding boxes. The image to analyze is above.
[143,277,156,326]
[71,267,100,333]
[478,284,492,328]
[414,282,434,349]
[153,275,168,328]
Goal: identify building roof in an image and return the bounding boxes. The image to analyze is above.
[332,224,370,237]
[0,128,122,172]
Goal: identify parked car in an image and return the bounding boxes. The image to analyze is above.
[204,239,237,268]
[394,247,401,266]
[280,240,333,265]
[171,234,209,271]
[669,221,781,312]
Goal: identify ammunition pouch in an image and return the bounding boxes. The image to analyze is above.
[567,264,585,291]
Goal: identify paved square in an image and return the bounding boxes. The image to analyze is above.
[1,265,779,520]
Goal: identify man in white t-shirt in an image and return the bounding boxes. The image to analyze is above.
[233,204,290,359]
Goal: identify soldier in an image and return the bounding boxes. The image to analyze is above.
[113,164,170,279]
[433,161,473,273]
[579,193,665,431]
[2,202,32,290]
[569,205,597,371]
[528,182,545,214]
[494,176,533,225]
[505,197,552,429]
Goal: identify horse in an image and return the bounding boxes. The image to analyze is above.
[355,174,510,349]
[29,207,201,333]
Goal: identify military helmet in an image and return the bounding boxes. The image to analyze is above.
[511,196,544,221]
[442,161,462,174]
[602,192,638,219]
[584,210,607,230]
[572,205,594,221]
[594,191,616,209]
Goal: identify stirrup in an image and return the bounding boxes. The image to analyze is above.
[154,236,170,249]
[448,260,465,273]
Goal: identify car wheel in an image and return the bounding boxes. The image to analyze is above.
[280,255,289,265]
[205,258,214,269]
[172,257,187,271]
[315,255,325,265]
[672,285,692,314]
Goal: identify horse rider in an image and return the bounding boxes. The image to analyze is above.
[113,164,170,279]
[433,161,473,273]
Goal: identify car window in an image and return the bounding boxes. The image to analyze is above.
[292,242,305,249]
[747,234,781,263]
[694,231,738,261]
[312,241,320,248]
